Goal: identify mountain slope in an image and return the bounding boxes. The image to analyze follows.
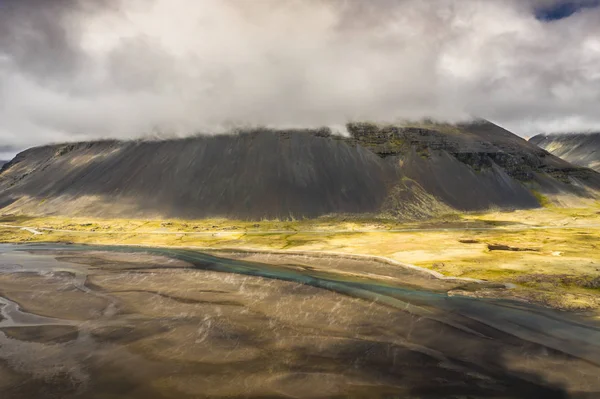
[530,133,600,172]
[0,134,402,219]
[348,121,600,208]
[1,121,599,220]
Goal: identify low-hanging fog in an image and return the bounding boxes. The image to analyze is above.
[1,0,599,152]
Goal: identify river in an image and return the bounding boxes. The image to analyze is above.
[0,243,599,398]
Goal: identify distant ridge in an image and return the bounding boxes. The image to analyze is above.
[530,132,600,172]
[1,121,599,220]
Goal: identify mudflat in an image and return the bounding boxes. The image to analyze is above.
[1,244,600,398]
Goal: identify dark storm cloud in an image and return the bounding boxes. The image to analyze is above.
[0,0,599,151]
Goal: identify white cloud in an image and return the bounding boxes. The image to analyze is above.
[1,0,599,150]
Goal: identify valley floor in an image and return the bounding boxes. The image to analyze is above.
[1,205,600,315]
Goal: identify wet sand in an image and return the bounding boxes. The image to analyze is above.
[1,244,600,398]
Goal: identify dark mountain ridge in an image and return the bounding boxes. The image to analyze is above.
[1,121,599,220]
[530,132,600,172]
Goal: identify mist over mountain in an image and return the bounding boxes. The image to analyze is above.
[1,121,599,220]
[3,1,599,218]
[2,0,600,151]
[530,132,600,172]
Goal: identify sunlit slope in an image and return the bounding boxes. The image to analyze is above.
[1,121,599,219]
[531,132,600,172]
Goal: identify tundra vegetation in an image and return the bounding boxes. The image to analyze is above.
[2,203,600,315]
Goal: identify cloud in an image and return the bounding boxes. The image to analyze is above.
[1,0,600,151]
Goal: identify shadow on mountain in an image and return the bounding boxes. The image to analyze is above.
[1,121,599,220]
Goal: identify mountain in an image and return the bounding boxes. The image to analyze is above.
[530,132,600,172]
[1,121,599,220]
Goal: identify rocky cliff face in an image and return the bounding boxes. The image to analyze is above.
[1,121,599,220]
[530,133,600,172]
[346,121,600,209]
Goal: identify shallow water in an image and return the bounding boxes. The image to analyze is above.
[1,243,600,398]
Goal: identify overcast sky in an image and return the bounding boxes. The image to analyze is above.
[1,0,599,155]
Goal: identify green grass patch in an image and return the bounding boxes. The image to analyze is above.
[531,190,551,207]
